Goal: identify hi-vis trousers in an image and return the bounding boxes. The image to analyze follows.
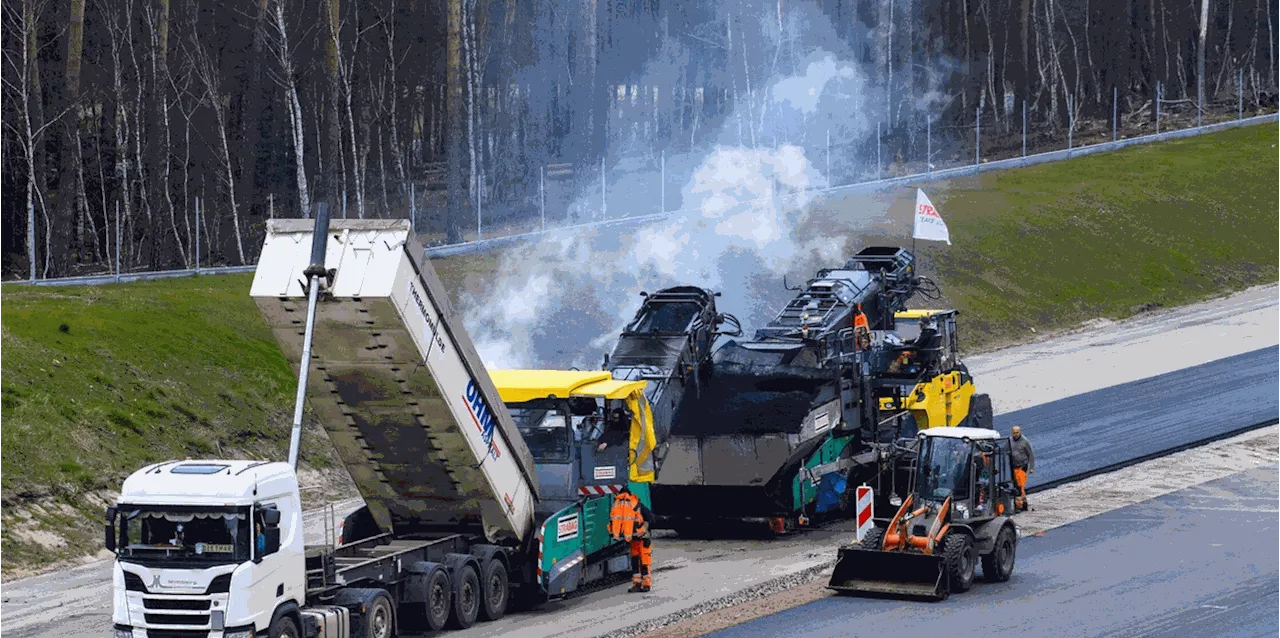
[629,538,652,588]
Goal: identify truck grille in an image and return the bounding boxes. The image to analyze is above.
[144,598,211,611]
[144,613,209,626]
[145,631,209,638]
[121,571,230,595]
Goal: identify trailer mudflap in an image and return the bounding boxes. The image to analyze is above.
[826,545,947,600]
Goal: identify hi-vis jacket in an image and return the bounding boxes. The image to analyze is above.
[608,492,655,542]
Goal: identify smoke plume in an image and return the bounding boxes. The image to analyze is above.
[460,4,896,369]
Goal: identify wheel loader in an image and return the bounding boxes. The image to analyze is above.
[827,426,1019,601]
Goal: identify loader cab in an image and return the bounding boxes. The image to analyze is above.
[490,370,657,512]
[884,309,961,378]
[914,427,1015,520]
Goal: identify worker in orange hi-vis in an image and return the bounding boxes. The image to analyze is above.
[852,304,871,350]
[1010,425,1035,511]
[608,486,655,592]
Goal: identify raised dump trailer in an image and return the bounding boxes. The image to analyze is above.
[107,216,640,638]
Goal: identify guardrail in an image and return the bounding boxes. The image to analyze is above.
[7,113,1274,287]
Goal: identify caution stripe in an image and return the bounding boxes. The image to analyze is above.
[578,484,625,496]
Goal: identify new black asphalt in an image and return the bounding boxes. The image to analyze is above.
[709,465,1280,638]
[994,346,1279,490]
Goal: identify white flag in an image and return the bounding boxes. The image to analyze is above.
[913,188,951,245]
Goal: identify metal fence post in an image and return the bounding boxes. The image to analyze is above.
[1239,68,1244,120]
[1067,95,1074,154]
[195,196,201,272]
[926,115,932,174]
[1113,86,1118,141]
[476,175,482,239]
[825,129,831,178]
[410,182,417,235]
[975,106,980,165]
[539,165,546,230]
[1156,81,1161,133]
[342,189,347,219]
[601,156,607,219]
[269,193,275,220]
[876,122,882,180]
[660,150,666,214]
[1197,68,1204,128]
[1022,100,1027,157]
[115,201,122,283]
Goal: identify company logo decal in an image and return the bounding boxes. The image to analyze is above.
[464,380,502,460]
[556,514,579,542]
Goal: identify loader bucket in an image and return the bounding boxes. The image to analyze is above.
[826,545,948,600]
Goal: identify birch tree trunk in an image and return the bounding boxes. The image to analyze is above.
[1197,0,1210,118]
[270,0,310,219]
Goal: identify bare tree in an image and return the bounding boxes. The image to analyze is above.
[266,0,311,219]
[2,0,70,280]
[183,1,248,263]
[1197,0,1210,120]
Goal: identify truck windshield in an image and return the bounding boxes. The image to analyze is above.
[115,506,251,565]
[511,408,572,463]
[916,437,972,502]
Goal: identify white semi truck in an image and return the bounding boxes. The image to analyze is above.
[106,211,640,638]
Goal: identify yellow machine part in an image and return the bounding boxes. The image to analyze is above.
[880,372,977,430]
[488,369,659,483]
[905,371,975,430]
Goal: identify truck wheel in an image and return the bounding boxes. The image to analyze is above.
[981,524,1017,582]
[447,564,480,629]
[268,616,300,638]
[942,533,976,593]
[478,558,509,621]
[422,567,452,631]
[361,592,394,638]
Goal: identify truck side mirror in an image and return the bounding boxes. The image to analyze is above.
[104,506,118,552]
[264,528,282,555]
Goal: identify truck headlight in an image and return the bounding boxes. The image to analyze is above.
[223,627,256,638]
[112,625,133,638]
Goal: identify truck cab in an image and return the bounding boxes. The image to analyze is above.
[106,460,304,638]
[488,370,658,510]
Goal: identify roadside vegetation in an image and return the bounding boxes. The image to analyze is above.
[871,123,1278,351]
[3,124,1275,577]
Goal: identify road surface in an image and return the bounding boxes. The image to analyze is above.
[995,345,1278,490]
[707,465,1280,638]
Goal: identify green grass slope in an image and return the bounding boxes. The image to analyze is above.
[2,277,294,502]
[902,124,1278,349]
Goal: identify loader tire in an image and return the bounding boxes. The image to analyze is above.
[942,533,976,593]
[968,394,993,430]
[981,524,1016,582]
[859,526,885,550]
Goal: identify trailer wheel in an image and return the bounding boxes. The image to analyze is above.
[942,532,976,593]
[447,564,480,629]
[981,524,1017,582]
[268,616,300,638]
[422,566,452,632]
[478,558,509,621]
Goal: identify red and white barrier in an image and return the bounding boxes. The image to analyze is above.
[855,485,874,542]
[578,484,625,496]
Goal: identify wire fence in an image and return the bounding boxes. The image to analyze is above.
[6,107,1275,288]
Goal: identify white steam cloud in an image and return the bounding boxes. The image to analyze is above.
[461,13,893,369]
